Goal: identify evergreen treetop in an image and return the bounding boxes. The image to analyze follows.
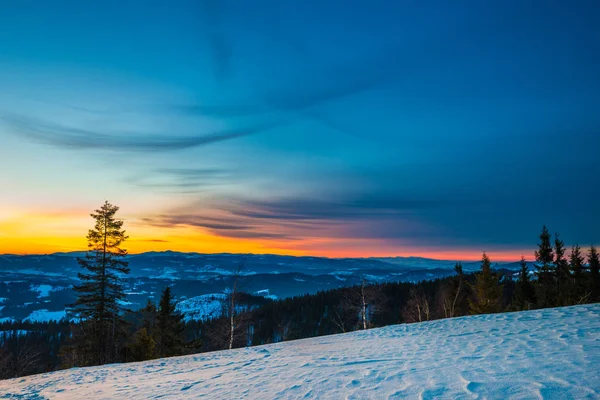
[468,252,503,315]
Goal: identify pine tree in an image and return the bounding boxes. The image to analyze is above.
[588,246,600,302]
[156,287,186,358]
[513,256,536,310]
[129,328,156,361]
[70,201,130,365]
[534,225,556,308]
[555,233,570,305]
[469,252,503,314]
[569,244,586,303]
[139,300,157,332]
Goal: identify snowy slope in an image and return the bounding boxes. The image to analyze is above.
[2,305,599,399]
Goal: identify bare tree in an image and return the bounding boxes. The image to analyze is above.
[439,263,466,318]
[339,277,386,330]
[0,343,43,379]
[402,287,431,323]
[332,305,348,333]
[223,256,249,350]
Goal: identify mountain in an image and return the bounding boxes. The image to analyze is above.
[0,252,529,322]
[1,304,597,399]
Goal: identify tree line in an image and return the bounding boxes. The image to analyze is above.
[1,202,598,379]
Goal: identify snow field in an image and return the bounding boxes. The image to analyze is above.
[1,304,599,399]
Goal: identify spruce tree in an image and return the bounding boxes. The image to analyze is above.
[156,287,186,357]
[469,252,503,315]
[534,225,556,308]
[555,234,570,305]
[513,256,536,310]
[70,201,130,365]
[569,244,586,303]
[140,300,157,332]
[588,246,600,302]
[129,328,156,362]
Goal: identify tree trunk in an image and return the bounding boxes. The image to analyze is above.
[361,279,367,330]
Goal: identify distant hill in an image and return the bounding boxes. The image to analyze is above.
[0,252,529,323]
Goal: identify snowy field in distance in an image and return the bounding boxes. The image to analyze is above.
[1,304,599,399]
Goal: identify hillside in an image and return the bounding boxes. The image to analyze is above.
[1,304,598,399]
[0,252,527,322]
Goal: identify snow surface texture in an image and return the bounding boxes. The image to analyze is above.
[1,304,599,399]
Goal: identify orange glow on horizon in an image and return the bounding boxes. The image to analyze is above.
[0,209,532,262]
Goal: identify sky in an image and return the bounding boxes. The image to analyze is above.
[0,1,599,260]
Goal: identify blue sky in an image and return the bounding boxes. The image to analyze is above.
[0,1,599,258]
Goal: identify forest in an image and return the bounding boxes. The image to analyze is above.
[1,203,598,379]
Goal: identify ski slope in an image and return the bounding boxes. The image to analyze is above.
[1,304,599,399]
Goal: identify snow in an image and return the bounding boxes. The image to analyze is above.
[29,284,65,298]
[150,267,180,280]
[2,304,600,399]
[176,294,226,322]
[23,309,67,322]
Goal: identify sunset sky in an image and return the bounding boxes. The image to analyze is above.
[0,1,599,260]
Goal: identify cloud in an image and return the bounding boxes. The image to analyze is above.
[142,215,251,231]
[173,104,269,118]
[128,167,236,192]
[140,192,453,243]
[227,195,451,221]
[1,113,277,152]
[141,213,297,240]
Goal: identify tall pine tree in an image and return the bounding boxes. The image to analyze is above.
[156,287,186,358]
[534,225,556,308]
[70,201,130,365]
[569,244,586,302]
[469,252,503,314]
[513,256,536,310]
[588,246,600,302]
[555,233,570,306]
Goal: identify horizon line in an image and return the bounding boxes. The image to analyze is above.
[0,249,534,263]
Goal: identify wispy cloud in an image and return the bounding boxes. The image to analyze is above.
[1,113,278,152]
[128,168,236,193]
[141,192,452,243]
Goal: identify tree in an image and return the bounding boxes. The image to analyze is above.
[469,252,503,314]
[129,328,156,362]
[340,277,385,329]
[439,262,468,318]
[513,256,536,310]
[203,258,253,351]
[402,287,431,323]
[225,261,245,349]
[139,299,158,332]
[555,233,570,305]
[156,286,186,357]
[588,246,600,302]
[69,201,130,366]
[569,245,588,304]
[534,225,556,308]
